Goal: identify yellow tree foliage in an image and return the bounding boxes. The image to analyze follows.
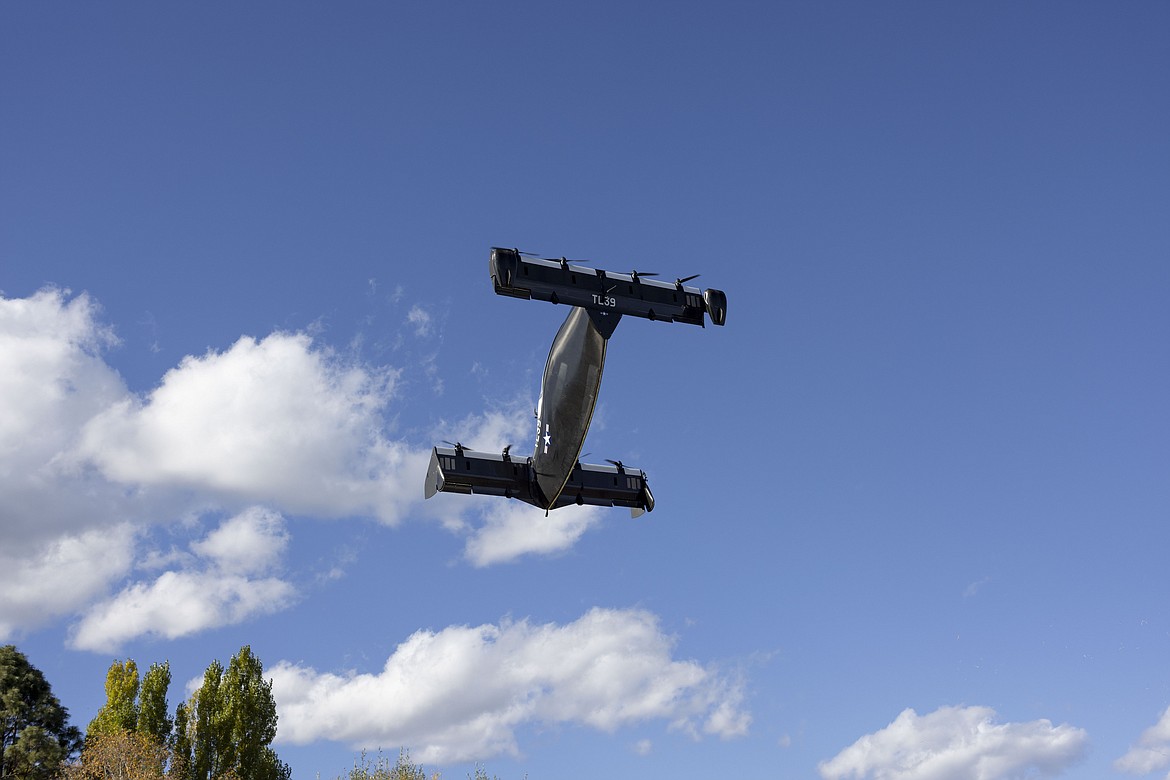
[62,729,240,780]
[62,729,168,780]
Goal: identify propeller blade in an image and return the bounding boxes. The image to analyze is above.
[676,274,700,285]
[491,246,541,258]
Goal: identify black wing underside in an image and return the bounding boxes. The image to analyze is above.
[490,247,727,327]
[425,446,654,517]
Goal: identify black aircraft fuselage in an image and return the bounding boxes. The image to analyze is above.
[532,305,612,507]
[424,248,726,515]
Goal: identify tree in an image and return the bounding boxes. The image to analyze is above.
[170,703,192,780]
[87,660,139,738]
[63,729,170,780]
[188,647,288,780]
[138,663,173,748]
[78,659,176,778]
[467,767,508,780]
[191,660,223,780]
[336,752,519,780]
[0,645,82,780]
[341,750,431,780]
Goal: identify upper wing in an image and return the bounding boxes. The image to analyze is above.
[490,247,726,327]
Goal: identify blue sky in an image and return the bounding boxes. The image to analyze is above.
[2,2,1168,778]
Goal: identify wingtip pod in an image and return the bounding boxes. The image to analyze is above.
[424,447,447,499]
[489,247,529,300]
[630,479,655,517]
[704,288,727,326]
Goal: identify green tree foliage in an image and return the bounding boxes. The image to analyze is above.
[87,660,140,738]
[188,647,288,780]
[138,663,173,748]
[170,702,192,780]
[72,647,286,780]
[0,645,82,780]
[80,659,176,778]
[191,660,223,780]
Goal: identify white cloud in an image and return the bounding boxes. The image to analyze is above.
[963,577,992,598]
[0,289,119,448]
[71,571,295,654]
[70,508,296,652]
[75,331,428,525]
[1,289,437,638]
[0,289,133,548]
[703,696,751,738]
[191,506,289,575]
[433,405,534,458]
[0,289,142,639]
[270,607,750,763]
[406,305,432,337]
[463,501,602,567]
[1115,705,1170,776]
[818,706,1086,780]
[1,287,609,642]
[0,525,135,641]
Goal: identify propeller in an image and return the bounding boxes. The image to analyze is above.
[490,246,541,258]
[442,440,471,454]
[629,270,659,282]
[502,444,512,459]
[675,274,700,287]
[558,255,598,268]
[606,458,626,472]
